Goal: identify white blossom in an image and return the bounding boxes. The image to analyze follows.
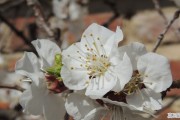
[15,39,65,120]
[118,42,172,110]
[52,0,87,21]
[65,91,151,120]
[61,23,133,99]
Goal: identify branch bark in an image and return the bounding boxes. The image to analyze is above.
[0,84,25,92]
[26,0,54,37]
[103,0,120,27]
[152,9,180,52]
[152,0,168,23]
[0,12,38,55]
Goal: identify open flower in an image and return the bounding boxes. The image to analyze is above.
[20,80,65,120]
[118,42,172,110]
[61,23,132,98]
[65,91,150,120]
[15,39,66,120]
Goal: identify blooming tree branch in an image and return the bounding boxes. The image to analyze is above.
[152,9,180,52]
[0,84,25,92]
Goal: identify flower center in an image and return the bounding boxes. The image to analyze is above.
[123,71,144,95]
[86,54,110,77]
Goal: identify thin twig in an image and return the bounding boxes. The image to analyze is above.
[0,0,25,12]
[162,79,180,99]
[64,112,70,120]
[155,96,179,115]
[152,0,180,44]
[26,0,54,37]
[152,0,168,23]
[103,0,120,27]
[0,12,30,46]
[0,12,38,55]
[0,84,25,92]
[152,9,180,52]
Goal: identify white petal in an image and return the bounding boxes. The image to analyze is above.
[85,71,117,99]
[112,53,133,92]
[115,26,124,44]
[104,27,124,57]
[80,23,114,55]
[126,88,162,111]
[83,107,108,120]
[43,94,65,120]
[25,82,47,115]
[122,107,150,120]
[118,42,147,70]
[19,88,32,110]
[15,52,43,85]
[61,63,88,90]
[65,92,100,120]
[81,23,114,44]
[101,98,137,111]
[62,42,84,62]
[32,39,61,69]
[137,52,172,92]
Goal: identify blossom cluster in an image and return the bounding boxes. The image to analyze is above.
[15,23,172,120]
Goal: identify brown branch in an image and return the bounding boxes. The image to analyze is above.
[151,96,180,117]
[0,84,25,92]
[0,12,38,55]
[26,0,54,37]
[0,12,30,47]
[103,0,120,27]
[152,0,168,23]
[170,80,180,89]
[152,9,180,52]
[162,79,180,99]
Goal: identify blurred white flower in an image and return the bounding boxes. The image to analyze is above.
[0,71,27,108]
[52,0,69,19]
[118,42,172,110]
[65,91,150,120]
[172,0,180,7]
[20,80,65,120]
[15,39,65,120]
[16,39,61,85]
[61,23,133,99]
[52,0,87,21]
[0,54,4,65]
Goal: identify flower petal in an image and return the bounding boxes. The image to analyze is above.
[80,23,114,55]
[104,27,124,57]
[85,70,117,99]
[118,42,147,70]
[62,42,84,62]
[25,82,47,115]
[112,53,133,92]
[15,52,43,85]
[126,88,162,111]
[84,107,108,120]
[137,52,172,92]
[122,107,150,120]
[43,94,65,120]
[101,98,137,111]
[65,92,100,120]
[61,61,88,90]
[32,39,61,69]
[19,88,32,111]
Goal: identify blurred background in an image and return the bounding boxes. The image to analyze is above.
[0,0,180,120]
